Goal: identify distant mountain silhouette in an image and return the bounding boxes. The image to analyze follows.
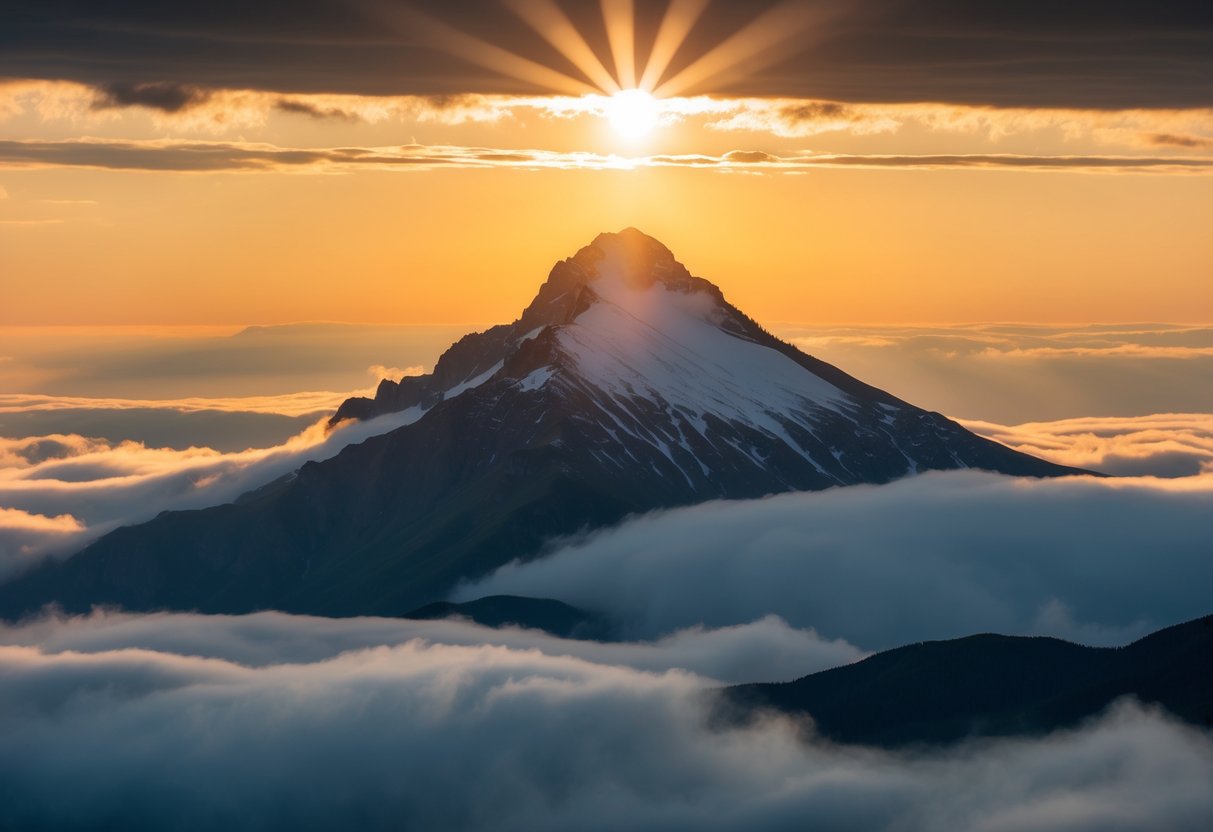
[404,595,615,641]
[0,228,1085,619]
[722,614,1213,747]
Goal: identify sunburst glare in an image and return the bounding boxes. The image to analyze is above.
[604,88,660,138]
[370,0,818,138]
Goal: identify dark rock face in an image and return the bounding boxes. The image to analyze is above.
[0,228,1085,619]
[721,614,1213,748]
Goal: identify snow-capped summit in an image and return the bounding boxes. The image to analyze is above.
[330,227,734,424]
[0,230,1085,620]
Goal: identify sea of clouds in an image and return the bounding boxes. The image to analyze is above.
[3,611,1212,831]
[2,321,1212,829]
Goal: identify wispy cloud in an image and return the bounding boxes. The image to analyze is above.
[0,392,357,418]
[703,99,1213,147]
[0,80,528,133]
[1,137,1209,175]
[780,324,1213,423]
[977,345,1213,359]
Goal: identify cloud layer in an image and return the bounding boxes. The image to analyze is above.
[1,611,1211,831]
[965,414,1213,478]
[2,137,1209,175]
[6,79,1212,151]
[0,608,861,685]
[463,470,1213,649]
[784,324,1213,424]
[0,407,430,577]
[0,322,464,400]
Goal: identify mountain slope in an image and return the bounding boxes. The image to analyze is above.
[722,614,1213,747]
[0,229,1084,618]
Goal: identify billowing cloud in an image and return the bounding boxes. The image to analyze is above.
[0,609,862,685]
[0,506,85,576]
[367,364,426,382]
[0,407,432,576]
[462,470,1213,649]
[0,506,82,533]
[0,433,114,467]
[1,615,1211,831]
[964,414,1213,478]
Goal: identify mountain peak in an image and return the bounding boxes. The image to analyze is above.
[515,228,722,334]
[1,230,1088,620]
[568,228,704,293]
[579,227,679,288]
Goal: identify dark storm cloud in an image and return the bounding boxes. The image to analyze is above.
[0,1,1210,108]
[1,614,1212,831]
[1145,132,1213,149]
[274,98,364,121]
[92,81,212,113]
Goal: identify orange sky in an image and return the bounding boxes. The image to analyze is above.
[2,6,1211,328]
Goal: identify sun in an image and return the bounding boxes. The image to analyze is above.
[604,89,660,138]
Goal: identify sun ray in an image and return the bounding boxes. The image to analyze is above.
[653,2,825,99]
[600,0,636,90]
[637,0,710,93]
[504,0,621,94]
[365,2,594,96]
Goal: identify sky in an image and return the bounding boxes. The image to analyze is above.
[1,0,1211,326]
